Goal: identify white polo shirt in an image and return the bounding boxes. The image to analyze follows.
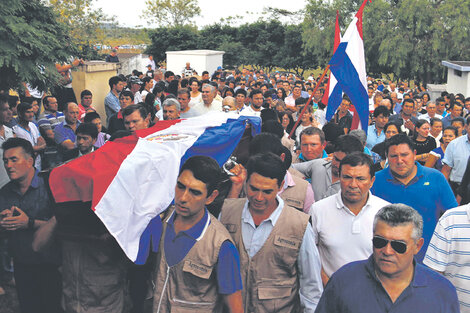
[310,191,389,278]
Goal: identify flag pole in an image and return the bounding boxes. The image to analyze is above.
[288,64,330,139]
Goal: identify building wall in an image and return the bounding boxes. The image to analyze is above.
[166,51,224,77]
[72,61,119,126]
[446,68,470,96]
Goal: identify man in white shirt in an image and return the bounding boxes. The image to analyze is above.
[240,89,263,117]
[419,102,442,122]
[310,152,389,285]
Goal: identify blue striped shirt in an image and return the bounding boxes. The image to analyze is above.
[424,204,470,312]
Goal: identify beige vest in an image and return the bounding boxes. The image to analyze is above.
[220,198,309,313]
[280,174,308,211]
[153,210,234,313]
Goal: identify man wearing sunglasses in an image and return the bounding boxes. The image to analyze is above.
[315,204,460,313]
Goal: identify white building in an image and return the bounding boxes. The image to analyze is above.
[166,50,225,77]
[442,61,470,96]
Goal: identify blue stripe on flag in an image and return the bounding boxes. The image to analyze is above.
[328,42,369,130]
[181,115,261,167]
[325,82,343,122]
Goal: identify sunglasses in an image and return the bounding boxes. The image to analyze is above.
[372,236,407,254]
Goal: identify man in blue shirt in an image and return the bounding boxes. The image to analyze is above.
[371,134,457,262]
[152,156,243,313]
[315,203,460,313]
[105,76,125,121]
[366,105,390,149]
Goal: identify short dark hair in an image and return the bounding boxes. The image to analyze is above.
[164,71,175,79]
[443,126,458,137]
[108,76,123,90]
[373,105,390,118]
[334,135,363,154]
[2,137,35,161]
[80,89,92,99]
[449,102,463,110]
[430,117,442,127]
[120,90,134,101]
[385,133,415,156]
[234,89,247,97]
[43,95,55,109]
[249,133,284,158]
[300,127,325,145]
[122,104,148,120]
[179,155,221,195]
[249,89,263,99]
[339,152,375,178]
[451,116,465,126]
[260,109,278,123]
[76,123,98,139]
[17,102,32,117]
[261,120,284,139]
[84,111,101,123]
[0,94,7,107]
[246,153,286,187]
[383,121,402,134]
[402,98,415,107]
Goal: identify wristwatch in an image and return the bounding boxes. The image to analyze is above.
[28,217,35,230]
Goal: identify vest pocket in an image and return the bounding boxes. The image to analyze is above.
[170,297,216,313]
[258,286,291,299]
[257,285,292,312]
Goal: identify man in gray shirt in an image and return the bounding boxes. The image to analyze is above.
[292,135,363,201]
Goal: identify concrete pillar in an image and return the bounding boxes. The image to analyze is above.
[72,61,119,126]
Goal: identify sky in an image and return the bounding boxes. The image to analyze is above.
[92,0,308,28]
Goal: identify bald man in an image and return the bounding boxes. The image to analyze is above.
[54,102,80,155]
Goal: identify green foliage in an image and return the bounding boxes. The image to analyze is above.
[146,21,315,75]
[142,0,201,27]
[303,0,470,84]
[146,25,200,62]
[0,0,75,91]
[48,0,110,60]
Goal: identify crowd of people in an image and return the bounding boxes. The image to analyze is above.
[0,61,469,313]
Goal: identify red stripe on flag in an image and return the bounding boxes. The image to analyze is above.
[49,119,183,207]
[321,11,342,106]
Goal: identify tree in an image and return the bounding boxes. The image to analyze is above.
[275,24,315,77]
[146,25,200,63]
[0,0,76,91]
[142,0,201,27]
[48,0,110,59]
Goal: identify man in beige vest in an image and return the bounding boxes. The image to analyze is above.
[220,153,323,313]
[153,156,243,313]
[227,133,314,214]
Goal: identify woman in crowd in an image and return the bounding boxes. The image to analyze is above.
[189,78,202,106]
[411,119,437,164]
[373,91,383,109]
[278,111,295,138]
[294,106,319,140]
[372,121,402,160]
[274,88,287,111]
[139,77,153,101]
[425,126,458,170]
[222,87,234,98]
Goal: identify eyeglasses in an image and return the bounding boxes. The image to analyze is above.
[372,236,407,254]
